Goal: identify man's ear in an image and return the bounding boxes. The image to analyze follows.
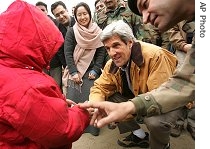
[128,40,133,49]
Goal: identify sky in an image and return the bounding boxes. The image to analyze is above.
[0,0,95,16]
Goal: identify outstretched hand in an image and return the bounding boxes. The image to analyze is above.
[66,99,76,107]
[78,101,136,128]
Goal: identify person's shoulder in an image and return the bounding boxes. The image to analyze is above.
[57,23,66,31]
[102,59,117,73]
[139,41,165,57]
[68,26,74,32]
[104,59,113,67]
[48,15,55,20]
[47,15,59,26]
[140,41,177,64]
[65,27,75,39]
[69,16,76,27]
[139,41,161,51]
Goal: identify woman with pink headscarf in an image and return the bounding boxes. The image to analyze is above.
[64,2,106,136]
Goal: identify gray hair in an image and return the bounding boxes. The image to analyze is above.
[100,20,136,43]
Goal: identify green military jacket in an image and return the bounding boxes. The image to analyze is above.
[96,3,143,40]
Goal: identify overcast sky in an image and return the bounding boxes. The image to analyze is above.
[0,0,95,16]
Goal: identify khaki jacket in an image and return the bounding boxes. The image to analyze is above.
[168,20,195,51]
[89,41,177,101]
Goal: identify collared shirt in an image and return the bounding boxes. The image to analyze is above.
[120,60,133,93]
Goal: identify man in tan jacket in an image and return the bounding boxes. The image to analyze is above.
[80,0,195,148]
[88,20,178,149]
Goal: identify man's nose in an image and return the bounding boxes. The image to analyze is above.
[108,48,116,56]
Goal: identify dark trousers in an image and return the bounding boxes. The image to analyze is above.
[43,66,62,90]
[108,92,140,134]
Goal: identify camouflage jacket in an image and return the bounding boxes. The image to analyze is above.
[131,36,195,117]
[93,7,107,26]
[95,3,144,40]
[94,3,166,45]
[140,23,170,49]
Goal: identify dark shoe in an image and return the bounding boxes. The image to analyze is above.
[170,124,183,137]
[187,125,195,140]
[117,132,149,148]
[84,125,100,136]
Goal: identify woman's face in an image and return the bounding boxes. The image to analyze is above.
[76,6,90,28]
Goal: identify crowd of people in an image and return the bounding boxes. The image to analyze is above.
[0,0,195,148]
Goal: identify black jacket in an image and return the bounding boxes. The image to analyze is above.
[50,16,75,68]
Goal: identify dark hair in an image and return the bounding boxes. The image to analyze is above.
[95,0,100,7]
[36,1,48,11]
[51,1,67,15]
[74,2,92,21]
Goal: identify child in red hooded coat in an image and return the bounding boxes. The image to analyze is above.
[0,1,90,148]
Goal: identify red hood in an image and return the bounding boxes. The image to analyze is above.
[0,0,64,71]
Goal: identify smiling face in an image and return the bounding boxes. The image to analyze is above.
[52,5,70,26]
[103,34,132,67]
[76,6,91,28]
[136,0,194,32]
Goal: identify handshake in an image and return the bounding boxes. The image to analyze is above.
[66,99,137,128]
